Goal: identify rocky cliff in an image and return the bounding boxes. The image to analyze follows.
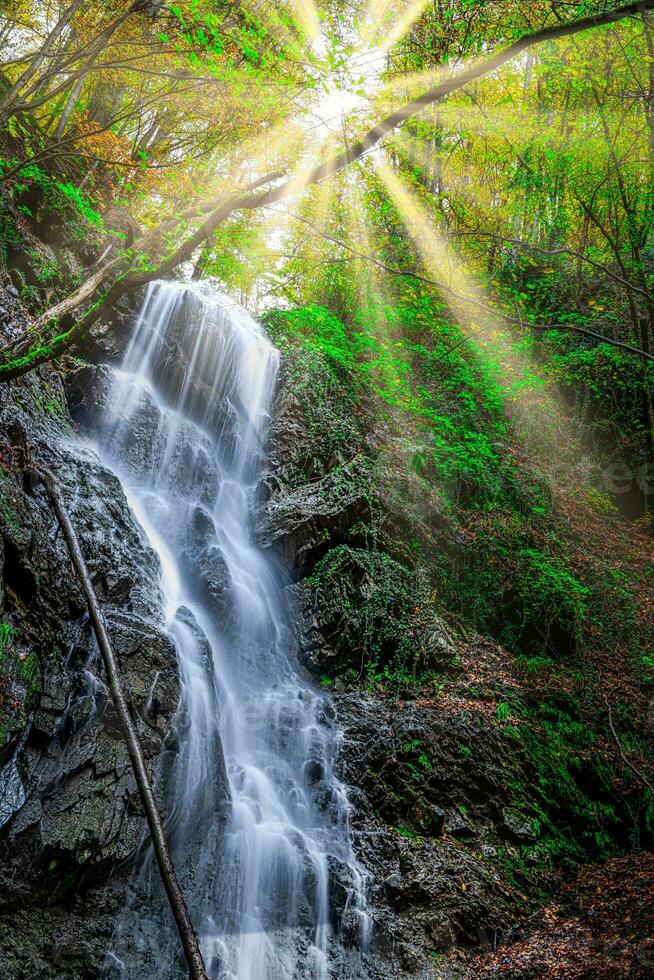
[257,321,654,977]
[0,283,652,979]
[0,355,182,977]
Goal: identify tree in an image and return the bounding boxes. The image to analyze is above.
[1,0,654,381]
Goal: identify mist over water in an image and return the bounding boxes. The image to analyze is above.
[94,281,369,978]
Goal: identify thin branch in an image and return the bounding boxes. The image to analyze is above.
[284,210,654,363]
[37,469,209,980]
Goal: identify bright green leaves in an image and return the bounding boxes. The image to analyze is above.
[265,305,358,372]
[53,180,102,227]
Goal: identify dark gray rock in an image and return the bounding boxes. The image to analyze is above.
[258,343,457,684]
[1,320,23,341]
[330,691,523,973]
[179,505,233,623]
[78,290,144,365]
[0,366,181,978]
[287,546,457,681]
[258,465,372,577]
[446,811,474,839]
[501,807,536,843]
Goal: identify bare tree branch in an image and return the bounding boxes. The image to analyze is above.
[38,469,209,980]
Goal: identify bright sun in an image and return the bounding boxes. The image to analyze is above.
[311,85,369,133]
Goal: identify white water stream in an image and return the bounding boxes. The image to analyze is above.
[95,281,369,979]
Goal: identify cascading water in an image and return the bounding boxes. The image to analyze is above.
[92,280,369,979]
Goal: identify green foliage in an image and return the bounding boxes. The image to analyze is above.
[52,180,103,227]
[265,305,358,373]
[25,246,59,283]
[507,695,624,865]
[273,297,652,682]
[0,620,41,749]
[0,207,20,266]
[0,623,13,660]
[516,548,589,647]
[497,702,511,721]
[394,824,421,840]
[18,652,40,702]
[515,653,554,675]
[2,0,654,910]
[640,653,654,683]
[0,161,103,246]
[307,544,437,683]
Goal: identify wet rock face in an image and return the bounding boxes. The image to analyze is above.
[0,367,180,978]
[333,692,521,972]
[258,467,372,578]
[179,506,233,623]
[0,282,29,343]
[78,291,144,365]
[335,693,527,845]
[290,546,458,681]
[257,354,374,579]
[68,360,221,506]
[256,343,532,975]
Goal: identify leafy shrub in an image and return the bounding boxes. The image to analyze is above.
[514,548,589,652]
[307,544,440,683]
[0,160,103,244]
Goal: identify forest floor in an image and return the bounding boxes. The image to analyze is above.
[445,850,654,978]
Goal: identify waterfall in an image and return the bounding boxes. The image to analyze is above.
[93,281,369,979]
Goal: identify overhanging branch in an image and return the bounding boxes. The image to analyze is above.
[2,0,653,380]
[284,211,654,364]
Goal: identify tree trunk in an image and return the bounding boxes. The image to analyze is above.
[54,69,88,140]
[0,0,84,126]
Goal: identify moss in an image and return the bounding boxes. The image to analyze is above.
[308,544,437,682]
[0,624,16,747]
[399,739,434,783]
[24,245,59,283]
[513,548,590,654]
[0,464,21,534]
[0,625,41,746]
[18,651,40,705]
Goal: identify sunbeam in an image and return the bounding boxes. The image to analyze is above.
[373,157,582,462]
[288,0,322,43]
[364,0,394,24]
[376,0,432,54]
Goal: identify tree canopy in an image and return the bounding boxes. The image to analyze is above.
[2,0,654,497]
